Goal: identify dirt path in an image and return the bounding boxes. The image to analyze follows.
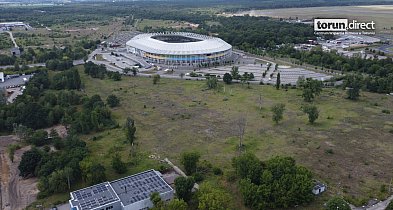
[0,135,38,210]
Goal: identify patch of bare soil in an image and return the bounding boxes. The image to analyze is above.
[0,136,38,210]
[44,124,68,138]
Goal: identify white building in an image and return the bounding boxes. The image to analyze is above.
[69,169,174,210]
[126,32,232,65]
[312,182,326,195]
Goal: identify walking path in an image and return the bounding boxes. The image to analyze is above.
[4,31,18,48]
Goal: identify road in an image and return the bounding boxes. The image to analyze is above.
[351,195,393,210]
[0,59,84,70]
[0,135,37,210]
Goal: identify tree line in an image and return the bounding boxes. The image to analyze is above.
[276,45,393,94]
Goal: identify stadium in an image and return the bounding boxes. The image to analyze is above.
[126,32,232,65]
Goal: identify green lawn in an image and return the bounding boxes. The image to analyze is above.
[32,68,393,209]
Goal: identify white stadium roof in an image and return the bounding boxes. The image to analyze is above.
[126,32,232,55]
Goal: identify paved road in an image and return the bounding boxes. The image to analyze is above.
[0,60,84,70]
[351,195,393,210]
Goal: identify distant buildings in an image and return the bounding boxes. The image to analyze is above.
[69,169,174,210]
[0,21,32,31]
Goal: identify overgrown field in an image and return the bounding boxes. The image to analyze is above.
[79,68,393,206]
[0,33,13,50]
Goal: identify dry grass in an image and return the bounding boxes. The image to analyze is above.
[78,67,393,207]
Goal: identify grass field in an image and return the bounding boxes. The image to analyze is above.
[80,68,392,206]
[228,5,393,33]
[11,19,125,49]
[31,68,393,208]
[136,19,196,31]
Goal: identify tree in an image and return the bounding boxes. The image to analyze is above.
[80,158,106,185]
[276,72,281,90]
[296,76,306,87]
[151,197,187,210]
[153,74,160,84]
[125,117,136,146]
[235,116,246,150]
[166,199,187,210]
[258,93,263,110]
[236,155,314,209]
[14,61,20,71]
[106,94,120,108]
[271,103,285,124]
[230,66,240,80]
[18,148,42,178]
[174,176,195,202]
[123,67,131,75]
[302,104,319,124]
[198,183,231,210]
[206,76,219,90]
[47,169,68,193]
[326,197,351,210]
[90,163,107,185]
[7,144,21,163]
[344,74,363,100]
[232,153,263,184]
[150,192,163,208]
[301,78,323,102]
[223,73,232,84]
[132,67,138,76]
[27,130,50,146]
[0,88,6,105]
[181,151,200,175]
[63,166,74,190]
[112,153,127,174]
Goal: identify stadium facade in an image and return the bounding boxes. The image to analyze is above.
[126,32,232,65]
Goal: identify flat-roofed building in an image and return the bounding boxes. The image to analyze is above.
[69,169,174,210]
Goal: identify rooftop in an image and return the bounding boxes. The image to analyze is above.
[70,182,120,210]
[70,169,173,209]
[126,32,232,55]
[110,169,173,206]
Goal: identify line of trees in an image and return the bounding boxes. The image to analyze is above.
[278,45,393,94]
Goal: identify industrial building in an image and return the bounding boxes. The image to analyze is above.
[126,32,232,65]
[69,169,174,210]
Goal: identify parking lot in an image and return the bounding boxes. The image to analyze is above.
[0,75,33,89]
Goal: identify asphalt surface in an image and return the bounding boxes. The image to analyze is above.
[0,75,33,88]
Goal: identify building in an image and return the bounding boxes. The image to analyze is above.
[312,182,326,195]
[69,169,174,210]
[126,32,232,65]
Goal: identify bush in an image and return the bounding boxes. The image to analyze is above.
[106,94,120,108]
[382,109,390,114]
[386,200,393,210]
[213,167,223,175]
[193,172,204,182]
